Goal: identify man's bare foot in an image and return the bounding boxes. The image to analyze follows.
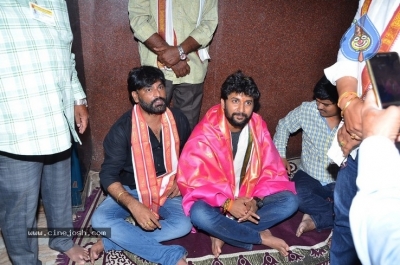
[296,214,316,237]
[89,239,104,264]
[260,229,289,256]
[64,244,89,265]
[210,236,225,258]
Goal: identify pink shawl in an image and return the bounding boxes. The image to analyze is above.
[176,104,296,215]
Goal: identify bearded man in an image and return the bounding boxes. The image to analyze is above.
[90,66,192,265]
[177,70,298,258]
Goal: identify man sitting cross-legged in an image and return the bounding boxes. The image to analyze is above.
[273,75,340,237]
[89,66,192,265]
[176,70,298,258]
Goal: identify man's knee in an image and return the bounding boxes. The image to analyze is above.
[283,191,299,214]
[172,215,193,237]
[91,207,108,229]
[190,200,214,228]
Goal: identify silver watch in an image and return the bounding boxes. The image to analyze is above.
[177,45,187,60]
[74,98,88,107]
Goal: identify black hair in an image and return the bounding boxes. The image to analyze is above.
[313,75,339,104]
[127,65,166,105]
[220,70,261,110]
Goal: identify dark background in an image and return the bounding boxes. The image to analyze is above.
[66,1,359,180]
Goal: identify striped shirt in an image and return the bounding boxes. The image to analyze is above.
[0,0,86,155]
[273,101,339,185]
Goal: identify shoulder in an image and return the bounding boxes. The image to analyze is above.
[112,110,132,129]
[170,108,190,128]
[170,107,186,120]
[169,108,191,143]
[250,112,267,126]
[292,101,317,115]
[301,101,316,108]
[105,110,132,141]
[301,101,320,115]
[249,112,270,135]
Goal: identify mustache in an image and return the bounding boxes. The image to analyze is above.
[232,112,248,118]
[151,97,167,105]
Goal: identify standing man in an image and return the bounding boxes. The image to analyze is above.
[273,75,340,237]
[0,1,89,264]
[177,71,298,258]
[324,1,400,264]
[350,91,400,265]
[89,66,192,265]
[128,0,218,129]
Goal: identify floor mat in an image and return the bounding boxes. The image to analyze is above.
[56,158,332,265]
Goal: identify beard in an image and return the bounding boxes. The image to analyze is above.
[224,109,251,129]
[139,97,167,114]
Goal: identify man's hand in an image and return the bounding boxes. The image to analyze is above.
[361,90,400,141]
[166,180,181,198]
[108,183,162,231]
[74,105,89,134]
[129,200,162,231]
[229,197,260,224]
[155,46,181,68]
[237,198,260,224]
[337,126,360,156]
[280,158,291,175]
[171,60,190,78]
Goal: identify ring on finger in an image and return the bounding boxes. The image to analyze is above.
[340,141,346,147]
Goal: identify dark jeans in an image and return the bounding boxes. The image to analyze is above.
[330,154,361,265]
[292,170,335,230]
[189,191,298,250]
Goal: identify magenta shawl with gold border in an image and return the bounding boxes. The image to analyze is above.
[177,104,296,215]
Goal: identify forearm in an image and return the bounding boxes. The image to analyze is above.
[70,53,86,99]
[107,182,140,211]
[273,125,289,158]
[273,107,303,157]
[143,33,170,55]
[179,36,201,55]
[336,76,358,108]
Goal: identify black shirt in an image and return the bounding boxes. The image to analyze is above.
[99,108,191,192]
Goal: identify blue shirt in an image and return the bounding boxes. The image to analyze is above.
[273,101,339,185]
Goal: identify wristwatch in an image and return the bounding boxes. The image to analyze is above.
[74,98,88,107]
[177,45,187,60]
[254,197,264,209]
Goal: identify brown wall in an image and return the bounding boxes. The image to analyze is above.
[69,1,359,172]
